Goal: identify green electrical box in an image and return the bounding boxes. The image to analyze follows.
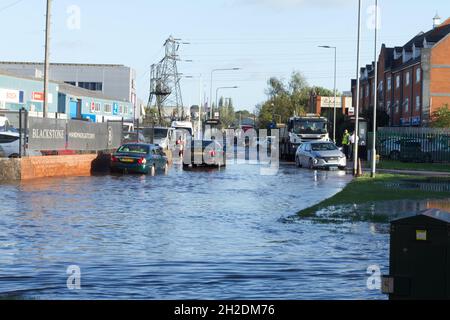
[382,209,450,300]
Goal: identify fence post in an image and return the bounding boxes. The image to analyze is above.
[24,108,28,157]
[19,108,22,158]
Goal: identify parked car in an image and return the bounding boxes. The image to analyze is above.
[183,140,225,168]
[111,143,168,175]
[0,131,42,158]
[399,139,450,163]
[295,141,347,170]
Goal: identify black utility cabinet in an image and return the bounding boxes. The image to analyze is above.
[383,209,450,300]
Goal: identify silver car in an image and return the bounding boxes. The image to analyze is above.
[295,141,347,170]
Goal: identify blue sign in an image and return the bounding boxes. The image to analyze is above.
[82,114,96,122]
[113,103,119,115]
[411,117,421,126]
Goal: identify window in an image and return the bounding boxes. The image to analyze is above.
[396,75,401,89]
[94,103,101,113]
[0,134,19,144]
[366,86,369,97]
[416,96,421,111]
[405,98,409,113]
[65,81,76,86]
[395,100,399,114]
[78,82,103,91]
[119,105,124,114]
[387,77,392,91]
[124,105,129,114]
[406,72,410,86]
[387,101,391,114]
[104,104,112,113]
[416,68,421,83]
[379,80,384,93]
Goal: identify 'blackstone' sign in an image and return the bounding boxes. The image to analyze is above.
[28,117,67,150]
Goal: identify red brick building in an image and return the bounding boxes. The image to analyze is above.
[351,16,450,127]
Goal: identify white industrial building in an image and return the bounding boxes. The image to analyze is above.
[0,62,137,110]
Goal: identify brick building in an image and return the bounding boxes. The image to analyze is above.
[351,15,450,127]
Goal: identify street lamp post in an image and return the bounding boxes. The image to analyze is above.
[210,68,241,119]
[319,45,337,143]
[354,0,363,177]
[371,0,379,178]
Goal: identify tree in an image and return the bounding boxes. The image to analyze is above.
[431,104,450,128]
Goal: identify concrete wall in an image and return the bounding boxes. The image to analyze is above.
[0,158,21,181]
[0,154,100,182]
[21,155,97,180]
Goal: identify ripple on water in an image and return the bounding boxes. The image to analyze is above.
[0,164,388,300]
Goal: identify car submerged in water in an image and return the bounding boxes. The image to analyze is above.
[182,140,226,169]
[110,143,169,175]
[295,141,347,170]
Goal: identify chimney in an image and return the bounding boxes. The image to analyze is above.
[433,13,441,29]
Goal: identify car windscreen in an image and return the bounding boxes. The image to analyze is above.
[293,120,327,135]
[311,143,338,151]
[117,145,149,154]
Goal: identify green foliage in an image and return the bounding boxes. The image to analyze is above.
[142,106,159,126]
[431,104,450,128]
[258,71,311,128]
[257,71,338,129]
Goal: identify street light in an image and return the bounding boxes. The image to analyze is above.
[215,86,238,119]
[371,0,380,178]
[354,0,363,177]
[319,45,337,143]
[210,68,241,118]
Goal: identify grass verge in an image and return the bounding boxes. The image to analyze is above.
[298,174,450,218]
[377,160,450,173]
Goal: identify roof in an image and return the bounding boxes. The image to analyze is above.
[0,61,125,68]
[0,69,129,103]
[57,82,129,102]
[355,18,450,78]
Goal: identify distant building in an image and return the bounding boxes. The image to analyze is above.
[309,94,353,117]
[0,62,137,114]
[351,15,450,127]
[0,70,133,122]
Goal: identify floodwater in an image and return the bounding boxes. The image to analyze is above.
[0,162,435,300]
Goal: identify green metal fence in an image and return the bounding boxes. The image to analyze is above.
[372,127,450,163]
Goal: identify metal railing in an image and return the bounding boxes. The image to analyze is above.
[374,127,450,163]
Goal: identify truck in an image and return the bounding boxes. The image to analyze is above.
[279,115,330,161]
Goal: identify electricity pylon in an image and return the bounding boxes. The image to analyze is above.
[148,36,185,125]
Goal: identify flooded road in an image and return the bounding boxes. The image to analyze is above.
[0,163,393,299]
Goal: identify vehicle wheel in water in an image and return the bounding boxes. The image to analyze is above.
[309,159,315,170]
[150,165,156,176]
[296,156,302,168]
[164,162,169,175]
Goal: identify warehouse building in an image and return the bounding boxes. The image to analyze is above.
[0,62,137,109]
[351,15,450,127]
[0,70,133,122]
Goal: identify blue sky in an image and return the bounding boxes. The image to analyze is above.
[0,0,449,111]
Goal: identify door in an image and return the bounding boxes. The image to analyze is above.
[69,100,78,119]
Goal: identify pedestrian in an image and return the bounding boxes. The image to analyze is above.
[178,138,185,158]
[342,129,350,159]
[349,131,358,160]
